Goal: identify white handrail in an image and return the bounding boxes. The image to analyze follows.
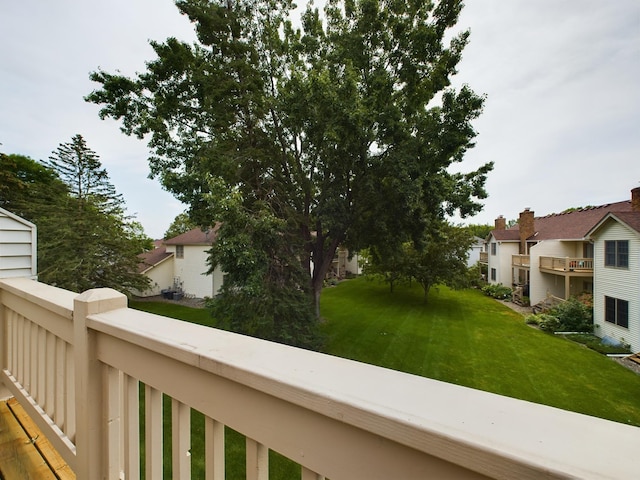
[1,278,639,479]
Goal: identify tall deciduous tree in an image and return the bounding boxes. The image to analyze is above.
[86,0,492,344]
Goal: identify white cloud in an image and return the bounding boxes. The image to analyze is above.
[1,0,638,236]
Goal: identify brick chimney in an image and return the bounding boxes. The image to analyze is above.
[495,215,506,230]
[518,208,535,254]
[632,187,640,212]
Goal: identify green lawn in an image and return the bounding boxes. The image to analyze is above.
[129,279,640,477]
[320,278,640,426]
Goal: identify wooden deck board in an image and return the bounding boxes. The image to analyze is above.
[0,399,76,480]
[0,400,56,479]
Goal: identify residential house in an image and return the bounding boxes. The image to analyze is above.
[136,241,174,296]
[330,246,363,278]
[140,227,362,298]
[136,226,224,299]
[467,236,486,268]
[586,207,640,353]
[482,187,640,352]
[483,189,636,306]
[0,207,37,280]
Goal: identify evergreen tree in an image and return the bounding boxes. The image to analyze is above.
[43,134,124,215]
[2,138,152,293]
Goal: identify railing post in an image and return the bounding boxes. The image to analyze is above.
[0,288,6,399]
[74,288,127,480]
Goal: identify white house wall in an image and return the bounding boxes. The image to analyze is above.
[529,240,574,305]
[489,240,518,286]
[0,209,37,279]
[168,244,224,299]
[592,222,640,353]
[138,258,175,297]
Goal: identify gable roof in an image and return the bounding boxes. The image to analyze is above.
[164,225,219,245]
[490,200,633,242]
[586,211,640,238]
[138,246,173,273]
[490,229,520,242]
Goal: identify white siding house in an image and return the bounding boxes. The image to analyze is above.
[485,188,640,308]
[486,233,518,286]
[587,212,640,353]
[467,236,485,268]
[137,227,224,299]
[136,245,174,297]
[0,208,37,279]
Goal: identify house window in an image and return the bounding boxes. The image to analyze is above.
[491,243,497,256]
[490,268,496,281]
[176,245,184,259]
[583,242,594,259]
[604,240,628,268]
[605,296,629,328]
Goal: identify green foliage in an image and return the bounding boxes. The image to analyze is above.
[163,211,197,240]
[365,223,474,299]
[481,283,512,299]
[563,334,631,355]
[86,0,492,335]
[549,297,593,332]
[465,223,493,239]
[207,283,322,350]
[405,223,474,301]
[204,187,323,349]
[1,141,151,294]
[536,314,561,333]
[465,262,486,288]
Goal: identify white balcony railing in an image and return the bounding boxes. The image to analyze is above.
[1,277,639,479]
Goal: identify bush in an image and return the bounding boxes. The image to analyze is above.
[537,314,561,333]
[550,297,593,332]
[525,314,540,325]
[481,283,512,300]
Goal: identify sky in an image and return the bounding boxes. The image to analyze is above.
[1,1,639,239]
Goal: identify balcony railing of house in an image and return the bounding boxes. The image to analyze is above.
[539,256,594,273]
[479,251,488,264]
[511,255,530,268]
[1,277,638,480]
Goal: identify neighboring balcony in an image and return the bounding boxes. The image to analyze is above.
[511,255,594,276]
[539,256,594,275]
[512,254,530,268]
[0,277,638,480]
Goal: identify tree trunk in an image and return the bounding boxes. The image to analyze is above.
[310,235,341,319]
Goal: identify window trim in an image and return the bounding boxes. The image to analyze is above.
[604,240,628,268]
[176,245,184,259]
[605,296,629,329]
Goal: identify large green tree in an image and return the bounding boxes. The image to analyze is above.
[86,0,492,342]
[164,211,197,240]
[0,135,151,292]
[406,223,474,301]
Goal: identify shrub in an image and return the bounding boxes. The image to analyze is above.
[481,283,512,300]
[537,314,561,333]
[550,297,593,332]
[525,314,540,325]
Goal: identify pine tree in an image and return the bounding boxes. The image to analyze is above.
[36,136,151,293]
